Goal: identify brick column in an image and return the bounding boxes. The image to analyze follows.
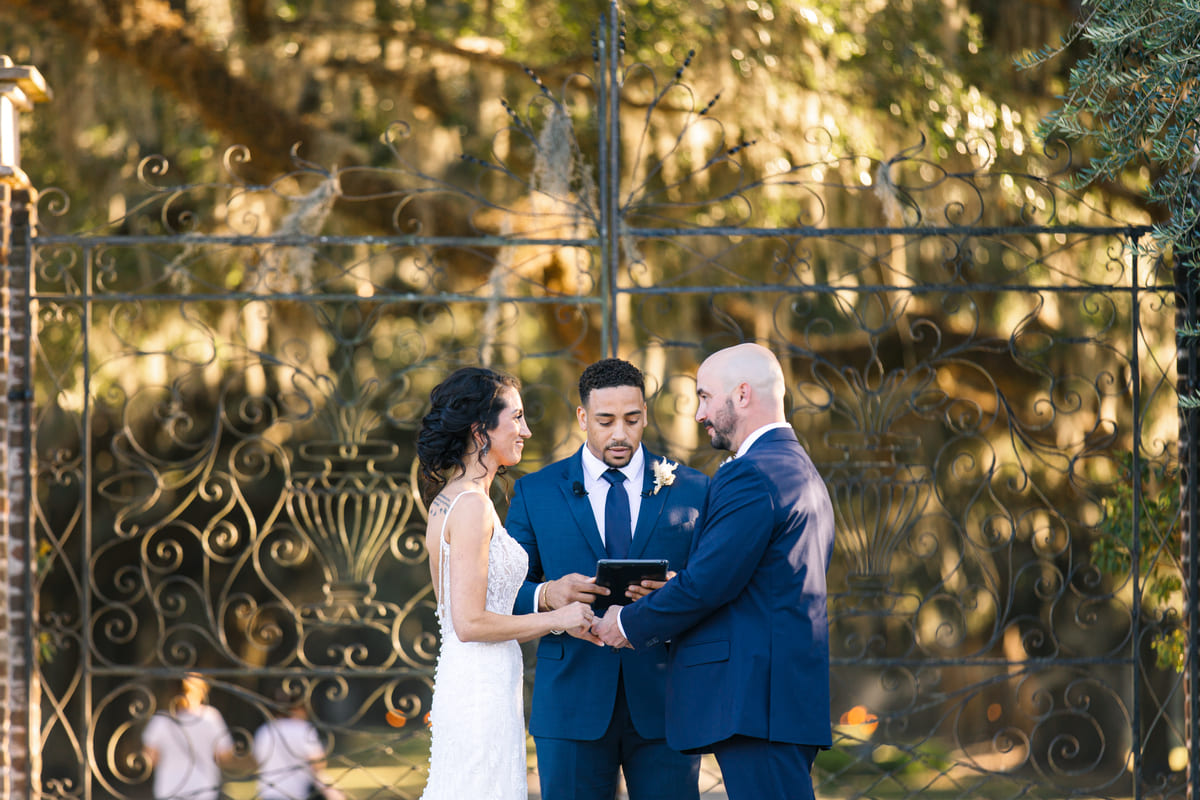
[0,57,50,800]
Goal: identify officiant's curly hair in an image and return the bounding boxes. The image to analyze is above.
[579,358,645,406]
[417,366,521,503]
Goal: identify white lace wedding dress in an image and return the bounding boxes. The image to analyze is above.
[420,490,529,800]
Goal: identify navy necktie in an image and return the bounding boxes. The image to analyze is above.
[602,468,632,559]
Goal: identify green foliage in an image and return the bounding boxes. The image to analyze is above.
[1090,453,1183,670]
[1018,0,1200,254]
[0,0,1074,234]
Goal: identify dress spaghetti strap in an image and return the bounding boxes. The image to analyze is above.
[435,490,483,614]
[438,490,482,548]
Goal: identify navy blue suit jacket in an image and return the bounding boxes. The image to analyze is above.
[507,445,708,740]
[619,428,834,753]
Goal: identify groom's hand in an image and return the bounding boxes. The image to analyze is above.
[624,569,677,601]
[541,573,608,610]
[594,606,631,649]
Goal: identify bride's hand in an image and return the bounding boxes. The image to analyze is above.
[557,602,603,645]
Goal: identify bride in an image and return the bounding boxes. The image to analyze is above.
[416,367,599,800]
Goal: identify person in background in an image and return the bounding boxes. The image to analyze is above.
[142,673,240,800]
[254,688,342,800]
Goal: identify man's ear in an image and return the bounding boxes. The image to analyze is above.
[576,405,588,430]
[735,381,752,407]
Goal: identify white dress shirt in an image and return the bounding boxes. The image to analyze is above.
[581,444,646,544]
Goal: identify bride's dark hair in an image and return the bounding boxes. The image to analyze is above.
[417,366,520,504]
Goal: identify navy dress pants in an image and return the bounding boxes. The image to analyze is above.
[534,677,700,800]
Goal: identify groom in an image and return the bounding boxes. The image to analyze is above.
[507,358,707,800]
[595,344,836,800]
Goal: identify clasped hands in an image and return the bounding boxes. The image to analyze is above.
[543,571,675,649]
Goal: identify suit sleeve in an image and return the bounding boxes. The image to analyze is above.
[506,479,543,615]
[621,463,776,648]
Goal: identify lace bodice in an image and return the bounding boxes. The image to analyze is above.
[435,491,528,636]
[420,490,530,800]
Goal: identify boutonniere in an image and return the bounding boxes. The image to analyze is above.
[651,459,678,494]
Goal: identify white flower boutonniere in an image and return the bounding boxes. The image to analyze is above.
[651,459,678,494]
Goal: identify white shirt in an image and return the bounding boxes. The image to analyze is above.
[580,444,646,543]
[142,706,233,800]
[535,446,646,611]
[254,716,326,800]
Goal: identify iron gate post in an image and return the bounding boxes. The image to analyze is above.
[596,0,621,358]
[1178,252,1200,800]
[0,55,49,800]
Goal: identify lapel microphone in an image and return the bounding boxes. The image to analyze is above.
[572,481,587,497]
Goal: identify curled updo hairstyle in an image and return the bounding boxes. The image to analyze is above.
[417,367,521,503]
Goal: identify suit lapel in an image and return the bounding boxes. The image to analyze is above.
[630,449,668,558]
[561,450,607,561]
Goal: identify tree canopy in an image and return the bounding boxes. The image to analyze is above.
[0,0,1119,235]
[1021,0,1200,252]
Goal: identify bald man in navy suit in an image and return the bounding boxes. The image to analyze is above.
[595,344,835,800]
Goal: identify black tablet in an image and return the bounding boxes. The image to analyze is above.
[592,558,669,612]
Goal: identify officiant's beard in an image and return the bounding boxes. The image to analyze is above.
[602,441,635,467]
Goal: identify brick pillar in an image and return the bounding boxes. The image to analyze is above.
[0,182,32,800]
[0,57,50,800]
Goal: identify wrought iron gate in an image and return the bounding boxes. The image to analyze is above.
[22,4,1186,799]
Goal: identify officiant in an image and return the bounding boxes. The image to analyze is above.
[508,358,708,800]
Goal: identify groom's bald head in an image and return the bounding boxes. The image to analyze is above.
[701,344,785,406]
[695,343,787,452]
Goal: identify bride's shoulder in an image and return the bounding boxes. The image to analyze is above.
[430,484,487,512]
[430,488,494,533]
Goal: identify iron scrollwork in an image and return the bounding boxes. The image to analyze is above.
[27,3,1184,799]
